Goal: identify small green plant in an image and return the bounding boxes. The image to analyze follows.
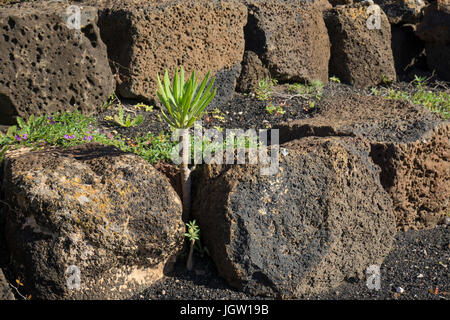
[413,75,427,89]
[102,92,119,110]
[288,80,323,97]
[209,108,226,123]
[265,102,286,115]
[381,74,393,86]
[113,106,144,128]
[134,102,153,112]
[329,76,341,83]
[157,67,216,218]
[0,145,8,162]
[184,220,200,271]
[255,77,278,101]
[310,79,324,92]
[382,75,449,119]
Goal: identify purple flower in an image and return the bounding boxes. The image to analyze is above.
[64,134,75,140]
[47,116,55,125]
[83,135,93,142]
[14,134,28,142]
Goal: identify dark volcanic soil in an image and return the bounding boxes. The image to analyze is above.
[132,224,449,300]
[95,79,449,142]
[95,84,322,140]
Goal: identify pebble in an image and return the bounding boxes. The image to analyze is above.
[417,274,424,278]
[396,287,405,294]
[280,148,289,157]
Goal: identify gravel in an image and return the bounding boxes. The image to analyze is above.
[133,225,450,300]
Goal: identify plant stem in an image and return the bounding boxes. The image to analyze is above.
[180,129,191,220]
[186,239,195,271]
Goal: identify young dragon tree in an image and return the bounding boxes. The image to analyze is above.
[156,67,216,219]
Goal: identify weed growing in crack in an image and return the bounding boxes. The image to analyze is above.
[288,79,324,100]
[185,220,200,271]
[255,77,278,101]
[265,102,286,115]
[112,105,144,128]
[374,75,450,119]
[329,76,341,84]
[134,102,154,112]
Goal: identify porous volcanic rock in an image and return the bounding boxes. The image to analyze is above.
[324,3,397,88]
[391,25,426,79]
[0,2,114,125]
[415,0,450,81]
[192,137,396,298]
[374,0,425,25]
[0,268,14,300]
[416,0,450,45]
[0,144,184,299]
[276,94,450,230]
[425,43,450,81]
[328,0,354,6]
[96,0,247,107]
[236,50,270,93]
[243,0,331,84]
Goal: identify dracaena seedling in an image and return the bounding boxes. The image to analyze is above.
[156,67,216,129]
[156,67,217,219]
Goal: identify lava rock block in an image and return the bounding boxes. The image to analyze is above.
[416,0,450,45]
[0,269,14,300]
[276,94,450,230]
[374,0,425,25]
[236,50,270,93]
[324,3,397,88]
[1,144,184,299]
[391,25,426,80]
[209,64,242,111]
[425,43,450,81]
[243,0,331,84]
[0,2,114,125]
[415,0,450,81]
[192,137,396,298]
[96,0,247,106]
